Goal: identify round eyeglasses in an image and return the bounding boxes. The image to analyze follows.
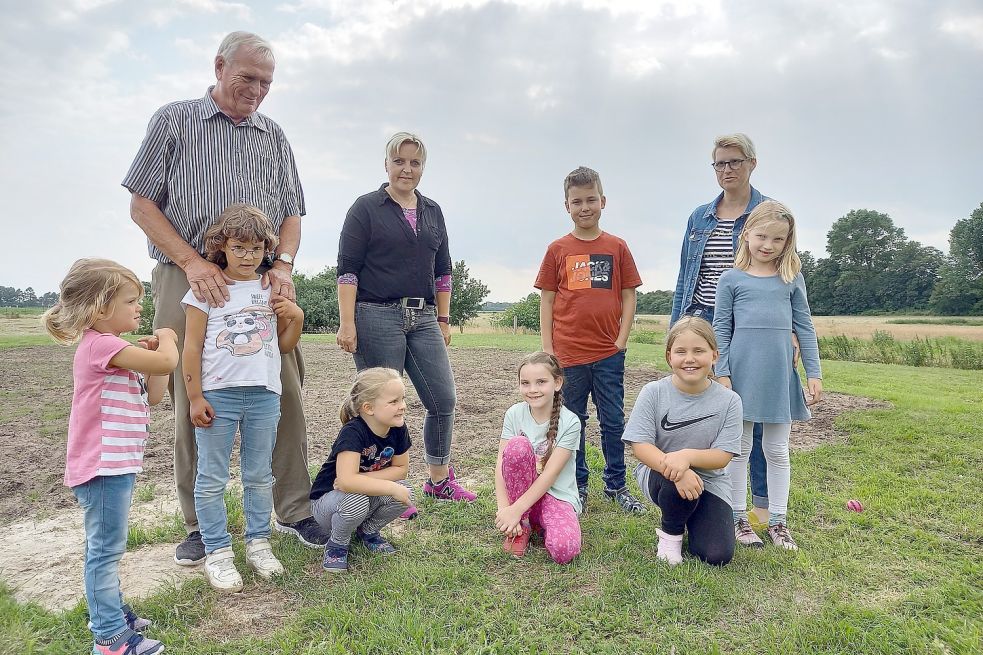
[229,246,265,259]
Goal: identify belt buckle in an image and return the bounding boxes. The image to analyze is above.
[400,297,425,310]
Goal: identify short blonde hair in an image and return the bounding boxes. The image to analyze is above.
[385,132,427,167]
[339,367,403,424]
[563,165,603,198]
[41,259,143,345]
[712,133,756,161]
[204,204,279,269]
[735,200,802,283]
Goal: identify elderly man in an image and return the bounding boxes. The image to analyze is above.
[122,31,328,565]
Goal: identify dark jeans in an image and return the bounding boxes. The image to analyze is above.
[563,349,627,491]
[684,303,768,509]
[353,302,456,465]
[641,465,734,566]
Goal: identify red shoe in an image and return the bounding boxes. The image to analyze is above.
[502,523,531,558]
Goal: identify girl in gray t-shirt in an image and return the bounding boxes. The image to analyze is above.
[623,317,741,566]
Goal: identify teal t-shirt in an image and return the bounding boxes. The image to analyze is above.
[501,402,582,513]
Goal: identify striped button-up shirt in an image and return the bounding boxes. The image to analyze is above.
[122,88,306,263]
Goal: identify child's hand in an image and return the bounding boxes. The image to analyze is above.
[806,378,823,405]
[717,376,732,389]
[675,470,704,501]
[391,482,412,507]
[190,397,215,428]
[154,327,178,344]
[272,297,303,322]
[137,336,159,351]
[494,504,524,535]
[661,450,691,482]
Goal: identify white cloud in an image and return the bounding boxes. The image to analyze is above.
[940,15,983,46]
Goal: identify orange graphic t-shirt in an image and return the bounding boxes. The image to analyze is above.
[535,232,642,367]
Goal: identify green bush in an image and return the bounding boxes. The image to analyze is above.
[496,293,541,331]
[818,334,983,369]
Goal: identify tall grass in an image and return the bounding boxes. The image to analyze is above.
[820,331,983,369]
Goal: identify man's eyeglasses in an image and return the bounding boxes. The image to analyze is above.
[711,159,748,172]
[229,246,265,259]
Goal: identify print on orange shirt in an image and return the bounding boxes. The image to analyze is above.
[565,254,613,290]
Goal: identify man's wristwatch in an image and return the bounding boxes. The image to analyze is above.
[274,253,294,266]
[436,316,450,324]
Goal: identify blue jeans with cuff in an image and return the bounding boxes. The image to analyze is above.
[73,473,135,641]
[194,386,280,553]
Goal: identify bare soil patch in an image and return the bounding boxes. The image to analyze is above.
[0,342,886,611]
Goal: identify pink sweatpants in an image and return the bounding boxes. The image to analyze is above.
[501,436,582,564]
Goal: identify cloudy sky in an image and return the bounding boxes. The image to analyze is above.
[3,0,981,301]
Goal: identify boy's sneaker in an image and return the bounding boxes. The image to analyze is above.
[93,628,163,655]
[356,529,397,555]
[735,518,764,548]
[274,516,330,548]
[578,487,589,514]
[399,504,419,520]
[203,546,243,592]
[502,523,531,558]
[322,542,350,573]
[767,523,799,551]
[245,538,284,579]
[173,531,205,566]
[423,466,477,502]
[121,603,151,632]
[604,486,646,514]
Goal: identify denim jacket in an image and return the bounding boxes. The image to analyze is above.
[670,186,768,325]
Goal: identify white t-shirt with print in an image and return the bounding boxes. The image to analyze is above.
[181,279,282,395]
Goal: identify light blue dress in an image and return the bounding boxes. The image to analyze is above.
[712,270,821,423]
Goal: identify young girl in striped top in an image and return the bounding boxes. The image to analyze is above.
[43,259,178,655]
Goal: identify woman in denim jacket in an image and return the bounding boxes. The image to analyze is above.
[669,133,775,532]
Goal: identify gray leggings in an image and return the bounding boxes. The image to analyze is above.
[311,485,411,546]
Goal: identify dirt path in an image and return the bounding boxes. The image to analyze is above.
[0,343,886,611]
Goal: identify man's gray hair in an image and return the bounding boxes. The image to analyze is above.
[216,31,275,64]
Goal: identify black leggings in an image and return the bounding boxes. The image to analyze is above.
[645,468,735,566]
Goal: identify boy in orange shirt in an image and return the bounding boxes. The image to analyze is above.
[535,166,645,514]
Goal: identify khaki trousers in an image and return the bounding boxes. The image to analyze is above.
[151,262,313,531]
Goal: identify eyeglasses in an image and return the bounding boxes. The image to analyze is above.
[229,246,265,259]
[711,159,748,172]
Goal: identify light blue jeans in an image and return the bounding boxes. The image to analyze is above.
[72,473,134,640]
[194,386,280,553]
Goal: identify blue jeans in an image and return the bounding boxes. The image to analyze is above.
[72,474,134,641]
[563,349,628,491]
[683,302,769,508]
[195,386,280,553]
[353,302,456,465]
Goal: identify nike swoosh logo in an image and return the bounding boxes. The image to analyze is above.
[660,414,715,431]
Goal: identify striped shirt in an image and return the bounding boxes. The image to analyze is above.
[65,331,150,487]
[692,218,736,306]
[122,88,305,263]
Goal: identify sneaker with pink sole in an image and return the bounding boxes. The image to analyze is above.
[423,466,477,502]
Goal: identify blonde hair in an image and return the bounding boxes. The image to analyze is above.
[41,258,143,345]
[517,352,565,466]
[563,165,603,198]
[665,316,718,366]
[204,204,279,269]
[735,200,802,283]
[712,133,756,161]
[339,367,403,424]
[385,132,427,167]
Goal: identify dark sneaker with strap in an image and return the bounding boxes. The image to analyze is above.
[122,603,151,633]
[356,529,397,555]
[322,541,350,573]
[603,486,646,514]
[92,628,163,654]
[173,531,205,566]
[275,516,330,548]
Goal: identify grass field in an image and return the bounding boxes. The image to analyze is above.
[0,332,980,654]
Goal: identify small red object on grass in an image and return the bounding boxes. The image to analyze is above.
[846,499,864,513]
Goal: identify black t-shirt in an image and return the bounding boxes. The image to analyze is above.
[310,416,412,501]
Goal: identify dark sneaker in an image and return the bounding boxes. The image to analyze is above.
[122,603,151,633]
[275,516,330,548]
[356,529,397,555]
[322,542,349,573]
[735,518,765,548]
[604,486,646,514]
[767,523,799,551]
[173,531,205,566]
[578,487,589,514]
[93,628,164,654]
[423,466,477,502]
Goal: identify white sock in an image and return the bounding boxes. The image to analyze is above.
[656,528,684,565]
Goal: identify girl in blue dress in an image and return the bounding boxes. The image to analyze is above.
[713,200,822,551]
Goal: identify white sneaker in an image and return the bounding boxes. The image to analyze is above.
[655,528,684,566]
[203,546,243,592]
[245,538,284,579]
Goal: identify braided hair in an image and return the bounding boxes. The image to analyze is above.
[517,351,565,468]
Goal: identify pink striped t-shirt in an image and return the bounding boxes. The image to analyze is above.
[64,329,150,487]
